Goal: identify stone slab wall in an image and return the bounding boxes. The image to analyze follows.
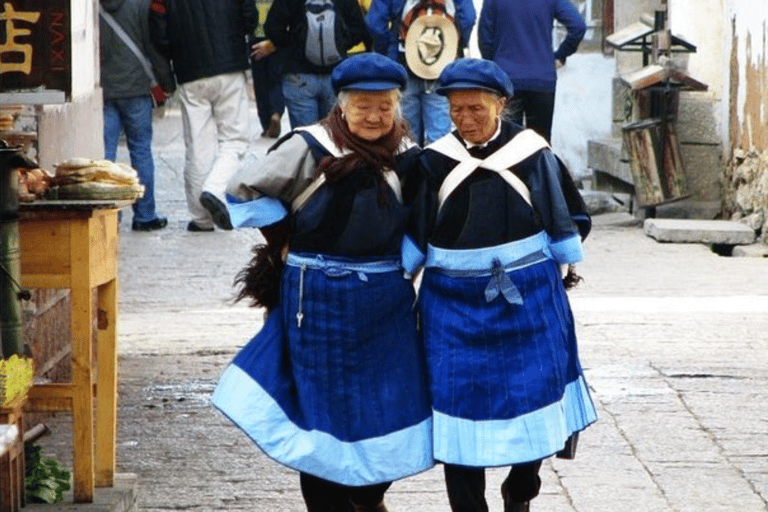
[723,2,768,241]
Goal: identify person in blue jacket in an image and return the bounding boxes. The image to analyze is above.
[478,0,586,143]
[405,58,597,512]
[365,0,475,146]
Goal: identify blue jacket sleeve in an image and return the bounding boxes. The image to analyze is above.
[477,0,495,60]
[453,0,476,50]
[553,0,586,63]
[527,149,590,263]
[366,0,400,60]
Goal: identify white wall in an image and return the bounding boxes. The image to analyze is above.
[668,0,724,101]
[70,0,99,99]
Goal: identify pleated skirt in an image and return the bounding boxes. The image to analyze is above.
[419,236,597,467]
[212,253,434,486]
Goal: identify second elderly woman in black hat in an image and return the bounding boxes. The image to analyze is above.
[208,53,433,512]
[405,58,598,512]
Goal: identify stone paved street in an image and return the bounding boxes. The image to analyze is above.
[36,104,768,512]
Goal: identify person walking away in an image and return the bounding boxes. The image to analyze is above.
[209,53,433,512]
[263,0,370,129]
[478,0,585,143]
[405,58,597,512]
[365,0,475,146]
[250,0,285,139]
[100,0,175,231]
[149,0,256,232]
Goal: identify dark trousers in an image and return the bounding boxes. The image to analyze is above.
[443,461,542,512]
[299,472,391,512]
[250,44,285,132]
[505,90,556,143]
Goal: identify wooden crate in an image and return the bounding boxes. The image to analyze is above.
[622,118,688,207]
[0,401,26,512]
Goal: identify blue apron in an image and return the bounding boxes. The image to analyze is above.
[418,232,597,466]
[213,253,434,485]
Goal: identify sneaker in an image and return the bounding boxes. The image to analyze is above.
[187,220,214,232]
[199,191,233,230]
[132,216,168,231]
[266,113,281,138]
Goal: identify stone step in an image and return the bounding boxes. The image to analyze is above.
[643,218,756,245]
[23,473,138,512]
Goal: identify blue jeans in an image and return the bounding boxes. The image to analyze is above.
[103,96,159,223]
[401,72,451,146]
[282,73,336,129]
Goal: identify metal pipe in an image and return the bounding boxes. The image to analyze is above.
[0,142,33,358]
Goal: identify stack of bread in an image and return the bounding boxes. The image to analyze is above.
[47,158,144,200]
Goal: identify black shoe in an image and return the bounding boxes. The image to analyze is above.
[187,220,214,232]
[199,191,233,230]
[501,481,530,512]
[132,216,168,231]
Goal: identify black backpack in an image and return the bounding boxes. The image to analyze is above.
[302,0,345,66]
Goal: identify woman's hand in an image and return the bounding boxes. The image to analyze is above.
[251,40,277,61]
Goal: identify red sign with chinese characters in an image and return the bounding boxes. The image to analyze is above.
[0,0,71,95]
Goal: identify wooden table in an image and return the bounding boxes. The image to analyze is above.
[19,200,129,503]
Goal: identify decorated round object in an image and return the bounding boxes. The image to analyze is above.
[404,14,459,80]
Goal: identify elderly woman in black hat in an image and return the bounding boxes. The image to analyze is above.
[209,53,432,512]
[404,58,597,512]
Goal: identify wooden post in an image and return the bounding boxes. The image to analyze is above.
[69,217,95,502]
[95,260,118,486]
[0,401,26,512]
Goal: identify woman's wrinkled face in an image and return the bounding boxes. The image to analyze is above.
[448,89,506,145]
[342,90,399,141]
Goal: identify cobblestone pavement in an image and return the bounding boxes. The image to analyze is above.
[37,106,768,512]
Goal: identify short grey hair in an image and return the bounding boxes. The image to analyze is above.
[337,89,404,120]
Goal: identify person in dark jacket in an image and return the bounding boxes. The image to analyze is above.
[149,0,257,232]
[250,0,285,139]
[407,58,596,512]
[365,0,476,146]
[478,0,585,142]
[100,0,175,231]
[262,0,370,129]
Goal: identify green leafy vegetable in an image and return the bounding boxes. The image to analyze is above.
[25,442,72,504]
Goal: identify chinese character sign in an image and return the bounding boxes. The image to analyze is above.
[0,0,70,95]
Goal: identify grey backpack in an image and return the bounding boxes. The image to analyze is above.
[303,0,344,66]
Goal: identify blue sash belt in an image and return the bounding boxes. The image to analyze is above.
[425,233,552,305]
